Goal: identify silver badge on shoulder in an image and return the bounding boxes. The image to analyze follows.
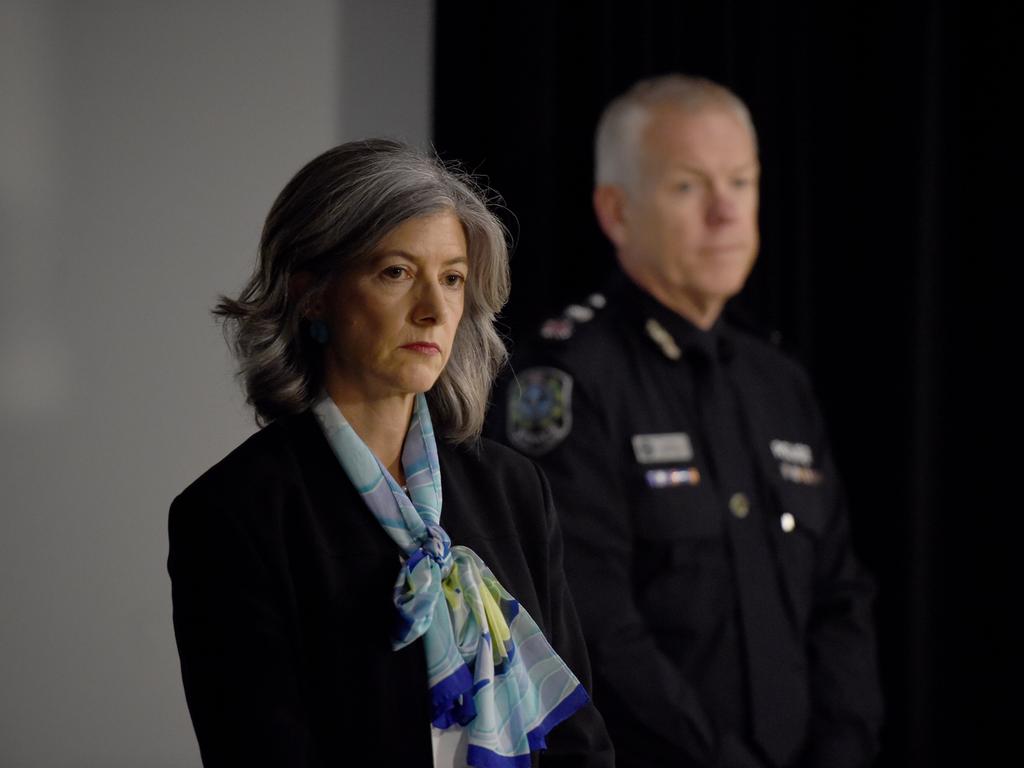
[506,367,574,456]
[540,317,575,340]
[644,318,682,360]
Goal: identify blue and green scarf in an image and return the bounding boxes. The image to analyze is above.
[312,392,588,767]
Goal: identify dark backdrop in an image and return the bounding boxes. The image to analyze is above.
[434,2,1007,766]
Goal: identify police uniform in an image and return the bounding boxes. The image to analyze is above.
[492,269,883,768]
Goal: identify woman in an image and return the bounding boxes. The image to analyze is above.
[168,139,613,767]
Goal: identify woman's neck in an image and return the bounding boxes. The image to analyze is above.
[329,390,415,485]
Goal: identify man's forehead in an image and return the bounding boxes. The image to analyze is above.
[639,105,757,168]
[645,103,752,140]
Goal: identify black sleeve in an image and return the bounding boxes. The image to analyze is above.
[518,377,766,768]
[168,487,322,767]
[532,461,617,768]
[798,413,884,768]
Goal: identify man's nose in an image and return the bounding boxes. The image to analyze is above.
[707,189,739,226]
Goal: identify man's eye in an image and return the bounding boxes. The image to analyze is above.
[675,181,694,192]
[732,177,754,189]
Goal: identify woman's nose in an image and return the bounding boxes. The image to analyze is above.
[413,279,449,325]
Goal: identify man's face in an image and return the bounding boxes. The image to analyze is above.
[616,105,760,323]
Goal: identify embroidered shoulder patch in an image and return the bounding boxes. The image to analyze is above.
[506,367,574,456]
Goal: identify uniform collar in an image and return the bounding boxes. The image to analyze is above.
[606,267,732,363]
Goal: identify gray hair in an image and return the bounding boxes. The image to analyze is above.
[594,74,758,189]
[214,139,511,443]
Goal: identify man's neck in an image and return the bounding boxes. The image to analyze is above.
[620,265,724,330]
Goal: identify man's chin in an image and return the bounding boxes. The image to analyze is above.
[700,270,752,301]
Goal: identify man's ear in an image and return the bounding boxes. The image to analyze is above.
[593,184,630,249]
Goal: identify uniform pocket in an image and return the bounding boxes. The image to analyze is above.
[770,480,831,630]
[772,481,829,539]
[631,475,723,540]
[629,471,730,632]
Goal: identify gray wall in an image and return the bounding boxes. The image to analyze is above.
[0,1,432,764]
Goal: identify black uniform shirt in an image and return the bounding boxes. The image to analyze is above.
[490,269,883,768]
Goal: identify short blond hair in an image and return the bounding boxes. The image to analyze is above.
[595,74,757,189]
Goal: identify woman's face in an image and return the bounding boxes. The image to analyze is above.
[317,211,468,405]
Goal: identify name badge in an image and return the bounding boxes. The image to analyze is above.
[632,432,694,464]
[770,439,813,466]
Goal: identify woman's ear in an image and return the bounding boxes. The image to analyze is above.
[289,271,318,317]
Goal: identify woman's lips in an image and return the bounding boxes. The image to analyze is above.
[400,342,441,355]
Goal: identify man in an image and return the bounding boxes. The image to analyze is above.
[492,75,883,768]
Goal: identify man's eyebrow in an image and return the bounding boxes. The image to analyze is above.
[667,161,761,174]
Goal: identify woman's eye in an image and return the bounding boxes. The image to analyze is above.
[381,265,409,280]
[443,273,466,288]
[732,177,753,189]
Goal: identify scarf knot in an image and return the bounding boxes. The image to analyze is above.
[418,523,450,567]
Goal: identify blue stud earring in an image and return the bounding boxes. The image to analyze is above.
[309,319,329,344]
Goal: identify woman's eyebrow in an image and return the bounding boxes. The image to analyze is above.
[371,249,468,266]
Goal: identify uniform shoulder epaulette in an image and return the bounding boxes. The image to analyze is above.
[538,292,608,342]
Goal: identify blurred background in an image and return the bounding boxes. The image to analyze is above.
[0,1,1006,766]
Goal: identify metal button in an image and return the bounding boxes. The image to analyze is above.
[780,512,796,533]
[729,493,750,519]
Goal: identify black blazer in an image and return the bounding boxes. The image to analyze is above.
[168,411,613,767]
